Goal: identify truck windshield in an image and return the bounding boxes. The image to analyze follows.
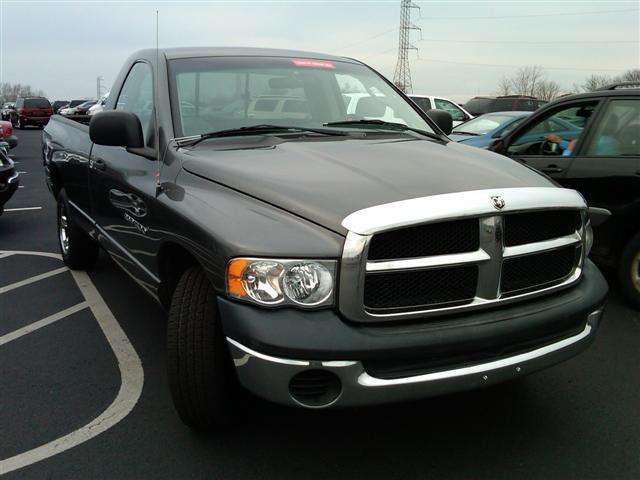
[168,56,435,138]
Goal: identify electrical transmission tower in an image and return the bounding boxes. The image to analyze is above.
[96,76,105,99]
[393,0,421,93]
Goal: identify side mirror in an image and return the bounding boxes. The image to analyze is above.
[89,111,143,148]
[426,109,453,135]
[489,137,505,153]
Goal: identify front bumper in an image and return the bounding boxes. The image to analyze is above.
[0,169,19,210]
[221,260,608,408]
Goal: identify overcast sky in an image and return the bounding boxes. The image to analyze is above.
[0,0,638,102]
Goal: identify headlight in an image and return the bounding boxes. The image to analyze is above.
[227,258,336,308]
[584,219,594,256]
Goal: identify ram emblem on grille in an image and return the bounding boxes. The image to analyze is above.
[490,195,506,210]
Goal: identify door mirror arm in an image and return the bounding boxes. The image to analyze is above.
[126,146,157,160]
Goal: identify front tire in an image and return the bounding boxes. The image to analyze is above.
[619,232,640,310]
[167,266,240,429]
[57,190,99,269]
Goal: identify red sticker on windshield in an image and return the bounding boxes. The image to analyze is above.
[291,59,336,69]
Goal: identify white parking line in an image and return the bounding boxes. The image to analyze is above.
[0,251,144,475]
[18,186,24,189]
[16,171,27,174]
[0,267,68,294]
[3,207,42,212]
[0,302,89,346]
[0,252,14,260]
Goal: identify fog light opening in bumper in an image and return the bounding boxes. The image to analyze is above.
[289,370,342,408]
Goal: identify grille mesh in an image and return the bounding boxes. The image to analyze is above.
[504,210,581,246]
[501,245,579,294]
[364,266,478,311]
[367,218,479,260]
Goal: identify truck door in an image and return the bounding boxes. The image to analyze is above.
[89,61,161,293]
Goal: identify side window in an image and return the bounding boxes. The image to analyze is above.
[116,62,154,146]
[583,99,639,156]
[493,98,514,111]
[412,97,433,113]
[434,98,465,122]
[15,98,23,108]
[507,102,597,156]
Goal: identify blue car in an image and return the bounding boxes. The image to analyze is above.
[449,111,581,149]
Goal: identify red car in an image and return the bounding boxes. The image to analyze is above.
[0,120,18,149]
[11,96,53,129]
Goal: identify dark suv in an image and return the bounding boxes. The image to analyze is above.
[491,83,640,308]
[465,95,546,116]
[11,96,53,129]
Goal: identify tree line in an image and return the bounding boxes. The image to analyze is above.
[0,82,47,103]
[496,67,640,101]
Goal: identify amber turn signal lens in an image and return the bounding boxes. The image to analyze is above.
[227,259,249,298]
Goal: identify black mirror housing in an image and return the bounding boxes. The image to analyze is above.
[426,109,453,135]
[89,110,144,148]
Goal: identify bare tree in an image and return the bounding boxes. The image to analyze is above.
[0,82,47,103]
[580,74,613,92]
[618,68,640,82]
[496,76,512,96]
[535,79,562,101]
[508,65,545,97]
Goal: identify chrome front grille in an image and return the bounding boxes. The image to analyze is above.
[339,188,588,323]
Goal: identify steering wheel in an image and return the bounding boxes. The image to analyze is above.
[539,139,561,155]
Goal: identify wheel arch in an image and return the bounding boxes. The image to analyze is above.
[157,241,204,310]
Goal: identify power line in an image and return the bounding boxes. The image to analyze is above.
[422,7,639,20]
[413,57,629,73]
[419,38,638,45]
[331,28,397,53]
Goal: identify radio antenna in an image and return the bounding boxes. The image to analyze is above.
[155,10,161,190]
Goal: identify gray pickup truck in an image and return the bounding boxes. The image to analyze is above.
[43,47,608,430]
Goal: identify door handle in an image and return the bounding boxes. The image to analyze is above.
[541,165,563,174]
[92,158,106,170]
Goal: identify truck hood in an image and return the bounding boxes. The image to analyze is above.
[181,136,553,235]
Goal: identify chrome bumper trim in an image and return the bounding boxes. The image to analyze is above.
[359,323,593,387]
[226,307,602,409]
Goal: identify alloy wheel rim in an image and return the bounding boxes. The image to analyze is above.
[59,211,70,255]
[632,250,640,293]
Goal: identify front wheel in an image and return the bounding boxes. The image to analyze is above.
[619,232,640,310]
[167,266,241,429]
[57,190,99,269]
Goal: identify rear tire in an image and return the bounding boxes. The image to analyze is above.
[167,266,240,429]
[57,190,99,269]
[618,232,640,310]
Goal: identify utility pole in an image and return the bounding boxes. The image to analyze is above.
[393,0,421,93]
[96,76,104,99]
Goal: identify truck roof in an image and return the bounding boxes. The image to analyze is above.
[135,47,359,63]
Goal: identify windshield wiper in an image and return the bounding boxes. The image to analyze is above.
[177,124,347,146]
[323,119,442,140]
[451,131,481,136]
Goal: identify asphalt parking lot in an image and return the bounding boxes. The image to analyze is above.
[1,129,639,479]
